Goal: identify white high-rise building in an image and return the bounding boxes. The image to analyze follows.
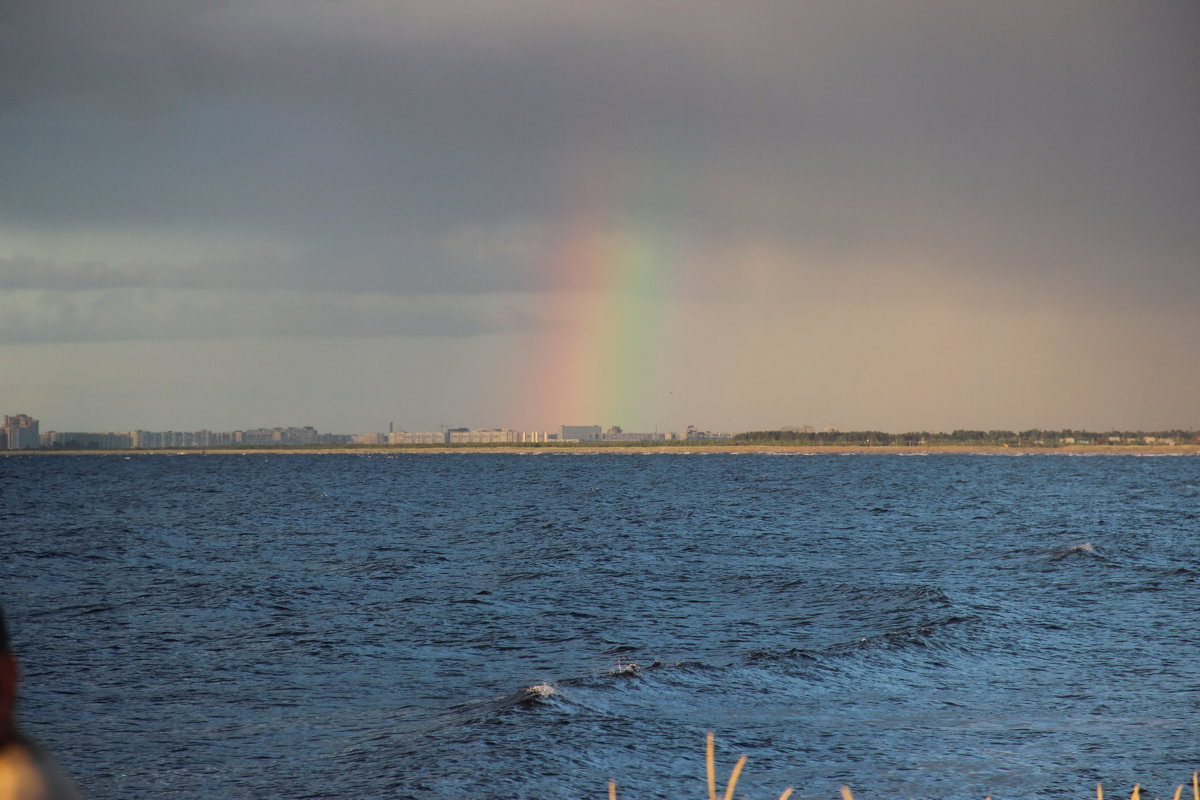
[3,414,39,449]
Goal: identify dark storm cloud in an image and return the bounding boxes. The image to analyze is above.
[3,0,1198,303]
[0,1,217,109]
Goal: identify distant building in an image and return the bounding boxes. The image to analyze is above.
[203,430,242,447]
[447,428,550,443]
[3,414,39,450]
[351,433,387,445]
[681,425,732,440]
[41,431,132,449]
[507,430,552,443]
[603,431,670,441]
[238,426,320,446]
[560,425,602,442]
[389,431,447,444]
[450,428,512,444]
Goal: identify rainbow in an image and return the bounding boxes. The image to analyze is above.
[530,155,689,431]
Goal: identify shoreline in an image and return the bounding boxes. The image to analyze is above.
[6,444,1199,456]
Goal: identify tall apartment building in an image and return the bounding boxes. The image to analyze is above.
[3,414,39,450]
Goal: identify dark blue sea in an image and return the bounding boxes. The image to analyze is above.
[2,453,1197,799]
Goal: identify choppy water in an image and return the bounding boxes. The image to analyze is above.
[2,453,1197,799]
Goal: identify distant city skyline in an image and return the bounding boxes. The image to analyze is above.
[4,413,743,449]
[12,400,1200,444]
[18,413,737,439]
[3,3,1197,433]
[8,409,1195,449]
[6,407,1195,451]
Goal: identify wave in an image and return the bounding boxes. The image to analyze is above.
[1048,542,1098,560]
[442,610,980,731]
[415,682,566,732]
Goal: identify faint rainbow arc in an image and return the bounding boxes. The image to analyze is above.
[531,159,682,429]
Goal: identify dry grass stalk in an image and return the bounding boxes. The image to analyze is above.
[608,738,1196,799]
[611,732,793,800]
[706,731,716,800]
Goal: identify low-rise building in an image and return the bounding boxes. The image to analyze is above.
[603,431,670,441]
[41,431,132,449]
[390,431,447,445]
[681,425,732,440]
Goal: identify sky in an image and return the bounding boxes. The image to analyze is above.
[2,1,1198,435]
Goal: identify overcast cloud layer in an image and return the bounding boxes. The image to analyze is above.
[2,1,1198,433]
